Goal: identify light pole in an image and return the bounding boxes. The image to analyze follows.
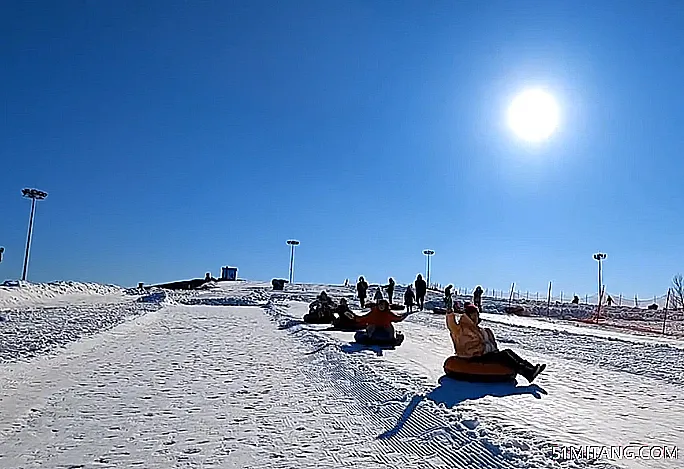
[287,240,300,283]
[593,252,606,322]
[0,247,4,263]
[423,249,435,287]
[21,188,48,281]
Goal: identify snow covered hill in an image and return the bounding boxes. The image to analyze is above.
[0,281,681,468]
[0,280,126,308]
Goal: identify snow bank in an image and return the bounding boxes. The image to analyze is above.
[0,281,125,309]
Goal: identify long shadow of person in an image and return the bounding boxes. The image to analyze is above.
[339,342,399,357]
[378,375,547,439]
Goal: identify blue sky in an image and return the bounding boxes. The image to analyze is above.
[2,0,683,297]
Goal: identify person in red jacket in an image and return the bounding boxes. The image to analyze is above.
[356,299,409,340]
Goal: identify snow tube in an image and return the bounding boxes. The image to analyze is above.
[389,304,405,311]
[443,356,516,382]
[331,319,364,331]
[354,331,405,346]
[303,313,332,324]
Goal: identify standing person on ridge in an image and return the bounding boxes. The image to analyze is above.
[404,285,416,313]
[444,284,454,311]
[415,274,427,311]
[356,276,369,308]
[384,277,396,304]
[373,287,384,303]
[473,286,484,311]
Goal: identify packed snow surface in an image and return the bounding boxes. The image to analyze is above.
[0,281,682,468]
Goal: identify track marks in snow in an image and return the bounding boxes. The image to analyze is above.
[3,302,464,469]
[0,300,161,363]
[263,301,559,469]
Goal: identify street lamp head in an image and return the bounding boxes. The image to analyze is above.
[286,240,300,246]
[423,249,435,256]
[593,253,607,261]
[22,188,48,200]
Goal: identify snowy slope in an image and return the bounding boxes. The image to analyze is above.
[0,281,681,469]
[0,280,126,308]
[0,281,156,362]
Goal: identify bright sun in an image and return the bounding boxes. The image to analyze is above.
[507,89,560,142]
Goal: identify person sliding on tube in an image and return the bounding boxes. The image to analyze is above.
[446,303,546,383]
[357,299,408,341]
[331,298,359,329]
[304,291,336,322]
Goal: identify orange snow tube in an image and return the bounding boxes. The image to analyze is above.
[443,356,517,383]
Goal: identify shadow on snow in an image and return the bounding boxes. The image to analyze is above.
[378,375,547,439]
[339,342,400,357]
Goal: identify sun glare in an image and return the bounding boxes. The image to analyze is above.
[507,89,560,142]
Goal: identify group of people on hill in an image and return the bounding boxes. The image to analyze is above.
[304,278,545,383]
[355,274,427,312]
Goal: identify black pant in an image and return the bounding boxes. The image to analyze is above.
[416,294,425,310]
[359,296,365,308]
[470,349,534,375]
[387,288,394,303]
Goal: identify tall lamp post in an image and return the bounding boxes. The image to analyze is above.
[423,249,435,287]
[21,188,48,281]
[593,252,607,322]
[0,247,4,263]
[287,240,300,284]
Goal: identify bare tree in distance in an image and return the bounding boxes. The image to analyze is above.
[672,274,684,311]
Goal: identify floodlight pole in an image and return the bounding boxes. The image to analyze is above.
[21,188,48,281]
[423,249,435,287]
[287,240,300,284]
[593,252,606,322]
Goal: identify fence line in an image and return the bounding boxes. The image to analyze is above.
[425,282,678,310]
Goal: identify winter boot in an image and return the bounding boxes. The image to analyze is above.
[523,364,546,383]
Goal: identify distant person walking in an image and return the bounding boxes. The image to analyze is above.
[444,284,454,311]
[606,295,614,306]
[384,277,395,304]
[404,285,416,313]
[473,286,484,311]
[357,276,369,308]
[415,274,427,310]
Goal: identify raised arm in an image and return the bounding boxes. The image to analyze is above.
[445,312,459,333]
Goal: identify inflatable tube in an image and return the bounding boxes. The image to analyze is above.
[354,331,405,347]
[443,355,516,382]
[303,313,332,324]
[331,320,364,331]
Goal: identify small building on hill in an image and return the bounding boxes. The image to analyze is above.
[221,266,238,281]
